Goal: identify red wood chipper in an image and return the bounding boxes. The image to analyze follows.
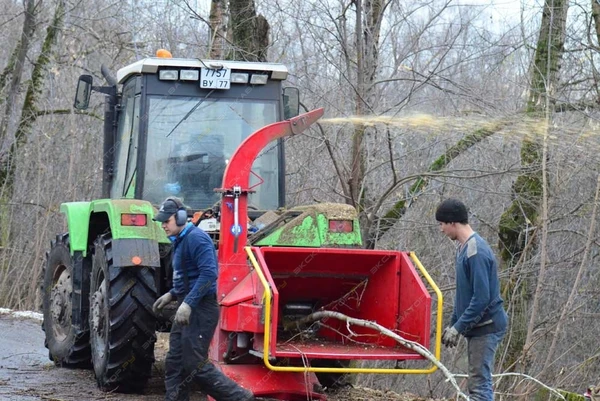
[211,108,443,400]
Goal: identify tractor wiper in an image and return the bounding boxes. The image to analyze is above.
[165,90,215,138]
[167,152,208,163]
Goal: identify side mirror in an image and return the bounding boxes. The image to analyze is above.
[74,75,93,110]
[283,87,300,119]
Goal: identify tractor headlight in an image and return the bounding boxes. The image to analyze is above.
[180,70,199,81]
[159,70,178,80]
[230,73,249,84]
[250,74,268,85]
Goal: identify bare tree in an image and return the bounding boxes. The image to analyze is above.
[229,0,269,61]
[0,0,37,197]
[209,0,226,59]
[496,0,569,378]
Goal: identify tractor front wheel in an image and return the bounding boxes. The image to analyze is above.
[89,234,157,392]
[41,234,91,367]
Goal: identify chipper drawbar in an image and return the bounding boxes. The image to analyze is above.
[211,108,444,400]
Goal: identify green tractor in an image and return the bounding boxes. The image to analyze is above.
[41,52,301,391]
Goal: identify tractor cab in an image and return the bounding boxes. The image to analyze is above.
[75,52,299,213]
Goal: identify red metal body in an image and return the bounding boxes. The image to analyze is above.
[215,108,325,297]
[209,109,433,400]
[250,247,431,360]
[212,109,326,400]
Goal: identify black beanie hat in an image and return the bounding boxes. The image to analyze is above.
[435,198,468,223]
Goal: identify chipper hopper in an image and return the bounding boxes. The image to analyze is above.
[211,108,443,400]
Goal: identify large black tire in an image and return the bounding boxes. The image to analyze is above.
[89,234,157,392]
[41,234,91,367]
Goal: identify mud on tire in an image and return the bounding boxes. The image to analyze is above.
[89,234,157,392]
[42,234,91,367]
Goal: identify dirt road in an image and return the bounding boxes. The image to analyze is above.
[0,314,429,401]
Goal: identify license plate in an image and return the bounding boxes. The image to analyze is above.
[200,68,231,89]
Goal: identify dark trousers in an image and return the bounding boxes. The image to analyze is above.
[466,330,506,401]
[165,296,252,401]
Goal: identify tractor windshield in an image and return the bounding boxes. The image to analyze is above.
[143,96,279,211]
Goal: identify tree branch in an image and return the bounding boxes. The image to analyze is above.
[554,101,600,113]
[283,310,468,400]
[32,109,102,120]
[454,372,565,400]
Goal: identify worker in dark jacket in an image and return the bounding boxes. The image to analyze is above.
[435,198,508,401]
[152,197,254,401]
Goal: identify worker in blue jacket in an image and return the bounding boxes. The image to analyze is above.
[152,197,254,401]
[435,198,508,401]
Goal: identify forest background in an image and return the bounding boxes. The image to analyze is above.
[0,0,598,399]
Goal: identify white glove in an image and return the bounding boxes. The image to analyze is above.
[442,326,460,347]
[152,292,173,314]
[174,302,192,326]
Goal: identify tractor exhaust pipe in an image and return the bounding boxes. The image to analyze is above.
[101,64,117,86]
[100,64,118,198]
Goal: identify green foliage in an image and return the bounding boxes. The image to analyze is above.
[536,387,587,401]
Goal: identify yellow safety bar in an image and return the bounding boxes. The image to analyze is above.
[244,247,443,374]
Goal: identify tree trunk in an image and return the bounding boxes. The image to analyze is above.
[592,0,600,44]
[0,0,37,159]
[348,0,389,243]
[497,0,568,376]
[350,0,366,210]
[209,0,225,59]
[0,0,66,196]
[228,0,269,61]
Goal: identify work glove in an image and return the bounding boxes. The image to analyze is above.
[442,326,459,348]
[174,302,192,326]
[152,292,173,314]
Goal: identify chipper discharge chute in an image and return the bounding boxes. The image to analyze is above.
[211,108,443,400]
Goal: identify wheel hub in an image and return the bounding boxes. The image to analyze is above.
[90,279,107,359]
[50,268,71,341]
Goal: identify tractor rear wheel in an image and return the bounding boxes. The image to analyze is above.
[42,234,91,367]
[89,234,157,392]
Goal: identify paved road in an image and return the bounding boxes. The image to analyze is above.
[0,315,181,401]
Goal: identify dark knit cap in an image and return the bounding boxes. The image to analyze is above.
[435,198,468,223]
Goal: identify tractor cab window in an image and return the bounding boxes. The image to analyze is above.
[143,96,279,211]
[111,78,140,198]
